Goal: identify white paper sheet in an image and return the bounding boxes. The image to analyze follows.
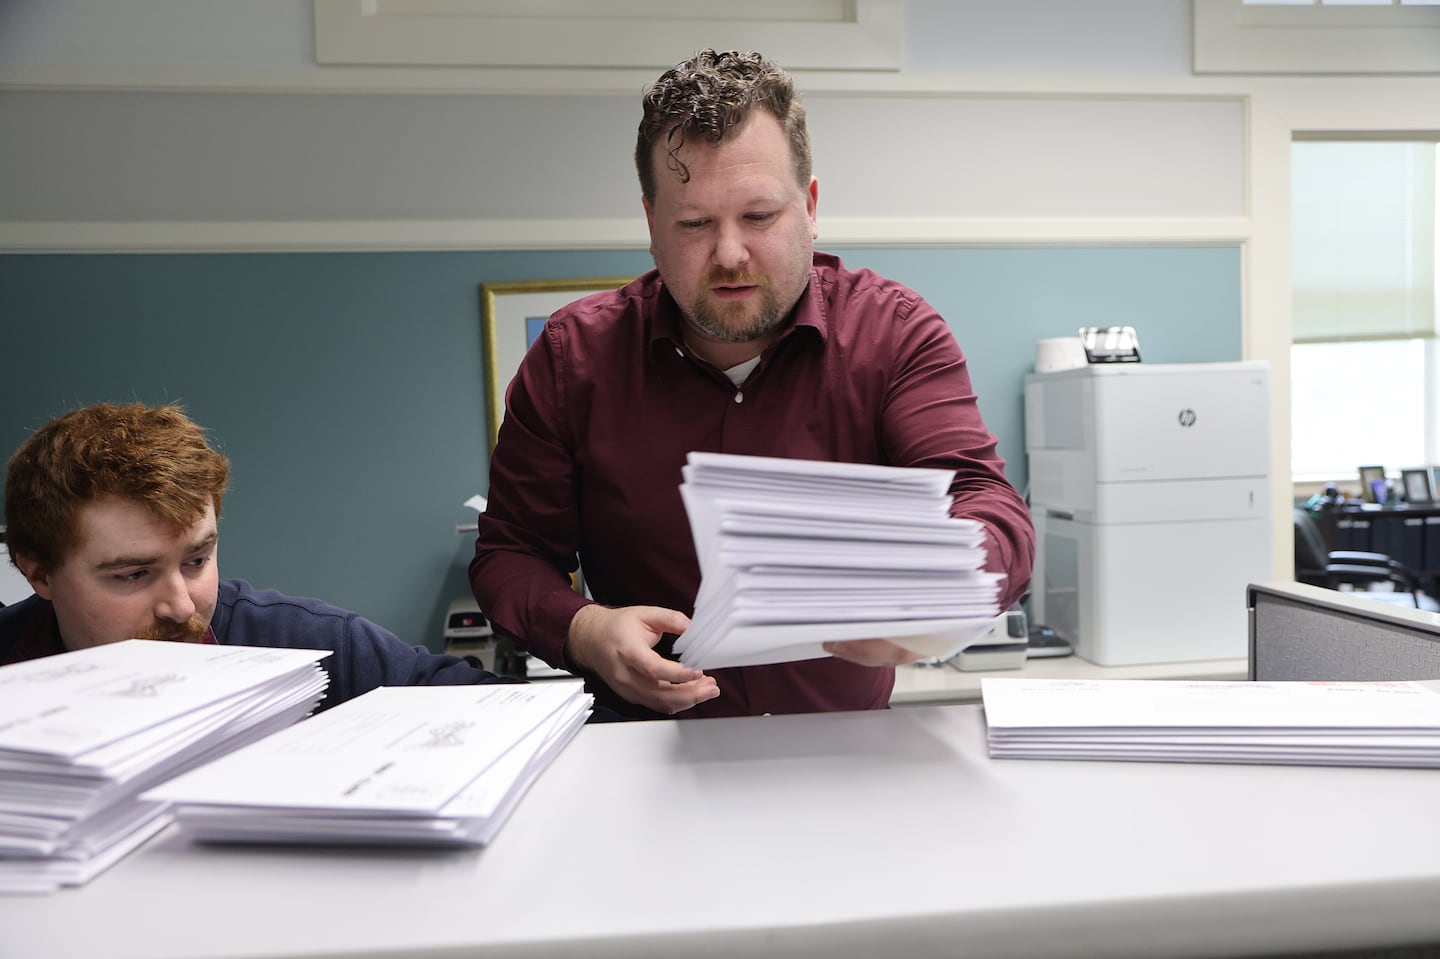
[0,642,329,891]
[0,803,171,895]
[149,682,593,847]
[0,641,331,761]
[151,683,582,812]
[675,453,1003,670]
[981,678,1440,767]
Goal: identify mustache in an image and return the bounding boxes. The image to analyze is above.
[133,615,209,643]
[707,270,764,287]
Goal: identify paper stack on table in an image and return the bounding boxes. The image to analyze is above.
[0,640,329,893]
[146,682,592,847]
[674,452,1003,670]
[982,677,1440,767]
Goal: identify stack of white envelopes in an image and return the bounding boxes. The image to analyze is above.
[0,640,329,893]
[146,682,592,847]
[674,452,1003,670]
[983,677,1440,767]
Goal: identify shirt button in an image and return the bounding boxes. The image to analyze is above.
[734,392,744,404]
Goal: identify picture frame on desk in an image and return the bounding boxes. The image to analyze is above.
[479,277,635,451]
[1402,467,1436,504]
[1358,465,1387,504]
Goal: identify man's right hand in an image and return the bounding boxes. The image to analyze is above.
[565,604,720,715]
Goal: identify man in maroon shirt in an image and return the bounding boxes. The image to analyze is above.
[471,50,1034,721]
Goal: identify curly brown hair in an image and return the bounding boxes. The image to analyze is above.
[4,402,230,573]
[635,49,812,202]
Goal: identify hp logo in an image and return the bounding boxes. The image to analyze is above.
[1177,408,1197,427]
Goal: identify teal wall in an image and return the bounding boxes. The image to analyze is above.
[0,245,1241,648]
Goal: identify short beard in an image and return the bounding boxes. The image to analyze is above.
[685,274,790,344]
[133,615,209,643]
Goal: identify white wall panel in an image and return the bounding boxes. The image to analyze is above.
[0,88,1245,245]
[807,94,1244,219]
[0,92,642,224]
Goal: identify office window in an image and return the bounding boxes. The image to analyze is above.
[1290,141,1439,484]
[1291,339,1431,480]
[1292,142,1434,344]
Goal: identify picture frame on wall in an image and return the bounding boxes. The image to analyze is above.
[1401,468,1435,505]
[1357,465,1387,504]
[479,277,634,451]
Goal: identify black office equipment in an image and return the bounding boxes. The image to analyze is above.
[1306,504,1440,604]
[1078,326,1141,364]
[1025,624,1073,659]
[1292,506,1429,608]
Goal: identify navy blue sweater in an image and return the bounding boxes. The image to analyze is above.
[0,579,516,712]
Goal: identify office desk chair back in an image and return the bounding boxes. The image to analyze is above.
[1292,508,1434,609]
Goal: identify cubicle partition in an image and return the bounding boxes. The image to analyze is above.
[1248,580,1440,682]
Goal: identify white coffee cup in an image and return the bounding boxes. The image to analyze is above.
[1034,337,1087,373]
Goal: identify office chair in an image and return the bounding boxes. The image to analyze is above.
[1292,507,1434,609]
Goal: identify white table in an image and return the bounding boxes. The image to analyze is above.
[890,655,1249,705]
[5,705,1439,959]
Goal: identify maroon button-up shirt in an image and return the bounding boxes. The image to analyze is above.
[470,252,1034,720]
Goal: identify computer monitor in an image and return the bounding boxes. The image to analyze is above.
[1248,581,1440,681]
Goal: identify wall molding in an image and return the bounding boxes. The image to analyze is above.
[0,86,1248,239]
[313,0,902,71]
[1195,0,1440,75]
[0,63,1254,98]
[0,216,1252,255]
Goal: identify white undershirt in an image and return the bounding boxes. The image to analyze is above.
[722,355,762,387]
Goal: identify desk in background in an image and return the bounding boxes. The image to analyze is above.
[1314,504,1440,589]
[890,654,1248,706]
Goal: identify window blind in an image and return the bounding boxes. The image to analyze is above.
[1292,141,1436,343]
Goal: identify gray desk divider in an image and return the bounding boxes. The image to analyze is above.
[1248,581,1440,682]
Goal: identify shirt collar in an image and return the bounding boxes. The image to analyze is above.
[648,252,832,355]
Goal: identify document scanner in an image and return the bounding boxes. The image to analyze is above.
[443,598,495,671]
